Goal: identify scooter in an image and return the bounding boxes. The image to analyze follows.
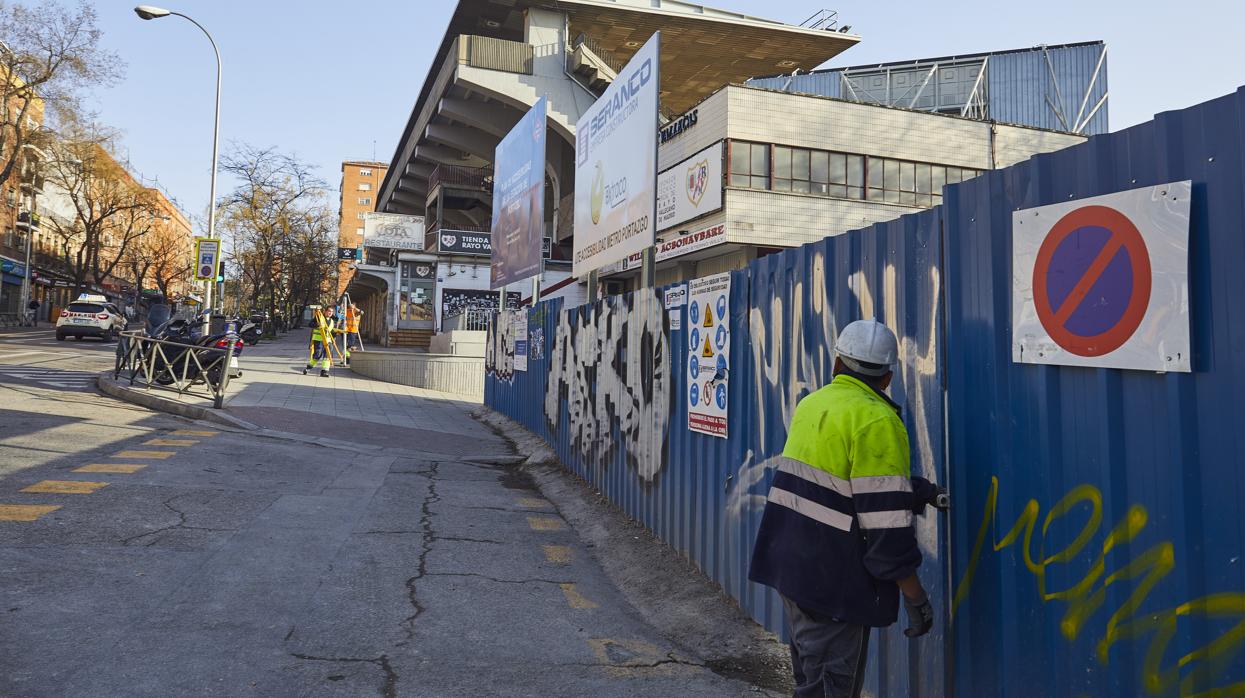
[146,310,245,385]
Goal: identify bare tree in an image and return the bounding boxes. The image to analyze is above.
[219,143,330,328]
[42,126,160,297]
[120,210,191,300]
[0,0,123,186]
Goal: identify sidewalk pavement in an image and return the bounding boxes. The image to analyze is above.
[221,329,492,447]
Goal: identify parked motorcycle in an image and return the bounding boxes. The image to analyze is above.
[145,309,245,385]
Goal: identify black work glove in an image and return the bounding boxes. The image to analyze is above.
[903,596,934,638]
[910,477,949,515]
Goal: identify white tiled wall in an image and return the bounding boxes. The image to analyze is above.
[994,125,1086,168]
[726,188,921,247]
[658,89,729,171]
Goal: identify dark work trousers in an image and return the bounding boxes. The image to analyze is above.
[782,596,870,698]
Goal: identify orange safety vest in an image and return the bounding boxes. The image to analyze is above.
[345,308,361,333]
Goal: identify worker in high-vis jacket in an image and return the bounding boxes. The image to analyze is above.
[343,303,363,365]
[749,319,942,698]
[303,308,336,377]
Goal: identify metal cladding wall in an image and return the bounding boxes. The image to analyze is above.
[987,42,1109,136]
[747,42,1108,135]
[487,211,950,696]
[943,87,1245,696]
[487,87,1244,695]
[746,71,843,99]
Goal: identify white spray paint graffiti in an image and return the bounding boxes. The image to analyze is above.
[485,310,518,382]
[728,245,944,560]
[543,291,670,481]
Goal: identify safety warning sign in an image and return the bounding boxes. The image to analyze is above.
[1012,180,1192,372]
[687,272,730,438]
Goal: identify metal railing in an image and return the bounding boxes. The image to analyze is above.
[427,164,493,194]
[113,331,237,409]
[444,309,493,332]
[457,35,534,75]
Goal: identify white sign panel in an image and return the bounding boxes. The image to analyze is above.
[364,213,425,250]
[1012,180,1191,372]
[657,141,723,231]
[572,32,660,277]
[664,284,687,331]
[687,272,730,438]
[656,223,726,262]
[514,311,529,372]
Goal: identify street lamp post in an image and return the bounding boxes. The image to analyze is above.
[134,5,221,330]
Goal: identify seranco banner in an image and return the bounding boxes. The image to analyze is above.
[657,141,723,231]
[572,32,660,277]
[491,97,546,289]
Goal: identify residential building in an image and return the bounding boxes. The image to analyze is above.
[336,160,389,297]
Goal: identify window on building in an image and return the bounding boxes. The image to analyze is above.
[357,212,366,220]
[356,227,365,236]
[358,197,372,205]
[5,189,14,208]
[359,168,373,177]
[729,141,769,189]
[358,182,372,191]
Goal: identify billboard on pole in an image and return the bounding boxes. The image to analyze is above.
[572,32,660,278]
[491,97,547,289]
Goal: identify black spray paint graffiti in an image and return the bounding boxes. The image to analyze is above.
[543,291,670,481]
[485,310,519,382]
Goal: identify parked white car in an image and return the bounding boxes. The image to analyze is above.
[55,294,127,341]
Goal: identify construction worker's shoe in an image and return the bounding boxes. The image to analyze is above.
[319,370,330,378]
[302,367,309,375]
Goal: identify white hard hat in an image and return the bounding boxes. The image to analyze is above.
[836,319,898,376]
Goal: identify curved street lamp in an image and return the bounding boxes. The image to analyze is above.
[133,5,221,323]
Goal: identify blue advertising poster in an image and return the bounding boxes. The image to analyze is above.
[490,97,547,289]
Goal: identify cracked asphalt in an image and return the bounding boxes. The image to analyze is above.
[0,332,773,697]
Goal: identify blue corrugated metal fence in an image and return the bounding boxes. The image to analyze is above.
[485,86,1245,694]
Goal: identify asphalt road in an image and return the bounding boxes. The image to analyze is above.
[0,326,771,697]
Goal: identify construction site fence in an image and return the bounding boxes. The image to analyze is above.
[484,86,1245,696]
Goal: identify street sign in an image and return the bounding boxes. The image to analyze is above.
[687,272,730,438]
[1012,181,1192,372]
[194,238,221,281]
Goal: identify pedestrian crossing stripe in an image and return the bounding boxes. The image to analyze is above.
[0,504,61,521]
[74,463,147,474]
[112,450,176,459]
[21,480,109,494]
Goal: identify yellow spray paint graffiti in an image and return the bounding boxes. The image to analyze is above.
[952,477,1245,696]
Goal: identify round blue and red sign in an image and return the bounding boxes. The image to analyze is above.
[1032,205,1151,357]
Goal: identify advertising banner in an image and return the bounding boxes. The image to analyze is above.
[193,238,220,280]
[438,230,491,255]
[363,213,425,250]
[491,97,547,289]
[514,311,529,372]
[337,247,358,261]
[657,141,723,231]
[656,223,726,262]
[572,32,660,277]
[1012,180,1192,372]
[686,272,730,438]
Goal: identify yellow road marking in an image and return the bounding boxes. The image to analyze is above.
[21,480,109,494]
[560,583,599,609]
[543,545,572,564]
[518,497,550,508]
[143,438,197,446]
[0,504,61,521]
[74,463,147,474]
[112,450,175,459]
[170,430,217,437]
[527,516,564,531]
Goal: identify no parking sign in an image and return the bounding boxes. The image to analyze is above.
[1012,181,1191,372]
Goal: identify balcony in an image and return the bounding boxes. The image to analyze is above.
[457,35,533,75]
[427,164,493,195]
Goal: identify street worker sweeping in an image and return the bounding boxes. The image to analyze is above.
[748,319,947,698]
[303,306,338,377]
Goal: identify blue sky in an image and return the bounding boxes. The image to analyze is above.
[90,0,1240,227]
